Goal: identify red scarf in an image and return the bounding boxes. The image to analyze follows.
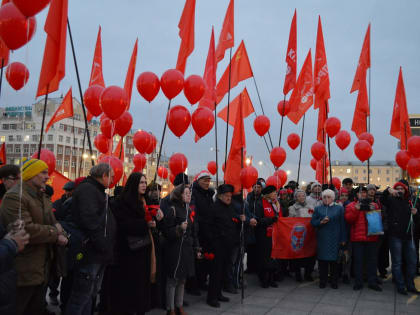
[262,199,282,237]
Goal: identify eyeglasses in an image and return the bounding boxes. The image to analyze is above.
[5,176,20,181]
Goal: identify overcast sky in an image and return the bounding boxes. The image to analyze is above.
[2,0,420,183]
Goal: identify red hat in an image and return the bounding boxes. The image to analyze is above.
[339,187,348,195]
[279,189,288,195]
[393,181,409,198]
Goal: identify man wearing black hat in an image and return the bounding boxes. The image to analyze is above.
[207,184,243,308]
[52,181,75,221]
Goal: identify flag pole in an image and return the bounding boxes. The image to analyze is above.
[214,102,219,186]
[240,146,245,304]
[0,58,4,99]
[67,19,94,166]
[78,129,86,177]
[279,94,286,146]
[153,100,172,183]
[296,114,305,185]
[252,76,274,150]
[38,86,49,159]
[71,111,77,179]
[367,67,371,184]
[325,103,333,186]
[224,48,233,183]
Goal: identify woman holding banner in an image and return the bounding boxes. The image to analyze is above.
[311,189,346,289]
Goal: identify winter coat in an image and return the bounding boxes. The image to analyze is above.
[0,221,17,315]
[0,182,58,286]
[289,202,314,218]
[244,192,261,245]
[311,203,346,261]
[163,197,198,280]
[306,194,322,210]
[345,201,380,242]
[70,176,116,265]
[209,198,241,248]
[52,194,69,221]
[380,188,420,240]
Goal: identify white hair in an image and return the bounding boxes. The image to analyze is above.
[321,189,335,199]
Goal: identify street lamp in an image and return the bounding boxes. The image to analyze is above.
[245,158,251,166]
[286,170,291,175]
[82,153,89,159]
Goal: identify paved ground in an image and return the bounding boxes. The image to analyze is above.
[147,273,420,315]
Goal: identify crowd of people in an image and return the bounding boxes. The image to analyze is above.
[0,159,419,315]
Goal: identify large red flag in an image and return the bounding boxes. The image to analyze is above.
[390,67,411,149]
[287,49,313,124]
[272,218,316,259]
[36,0,68,97]
[316,158,328,185]
[0,142,6,165]
[89,26,105,87]
[351,24,370,93]
[283,9,297,96]
[215,0,234,63]
[45,88,74,133]
[113,137,125,161]
[199,27,217,111]
[124,39,138,109]
[216,40,253,104]
[48,170,70,202]
[175,0,196,74]
[217,87,254,127]
[351,80,369,136]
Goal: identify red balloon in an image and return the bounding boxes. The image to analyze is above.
[133,153,147,170]
[311,142,326,161]
[167,105,191,138]
[277,100,291,116]
[136,71,160,102]
[270,147,287,168]
[407,158,420,178]
[98,155,123,188]
[169,153,188,176]
[0,39,9,67]
[358,132,374,146]
[160,69,184,100]
[324,117,341,138]
[335,130,351,150]
[354,140,373,162]
[330,177,342,190]
[266,175,282,190]
[0,3,36,50]
[207,161,217,175]
[115,111,133,137]
[12,0,50,17]
[169,173,175,184]
[395,150,411,170]
[310,158,317,171]
[133,130,151,154]
[240,166,259,189]
[100,117,115,139]
[145,133,157,154]
[253,115,270,137]
[274,169,287,187]
[287,133,300,150]
[408,136,420,158]
[157,166,169,179]
[32,149,55,176]
[191,107,214,139]
[83,85,104,117]
[100,86,128,120]
[94,134,110,154]
[184,75,205,104]
[5,61,29,90]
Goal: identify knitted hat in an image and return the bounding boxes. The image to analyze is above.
[194,170,212,182]
[366,184,377,191]
[21,159,48,181]
[174,173,189,186]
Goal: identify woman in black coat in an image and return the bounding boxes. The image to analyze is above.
[107,172,163,315]
[163,184,200,315]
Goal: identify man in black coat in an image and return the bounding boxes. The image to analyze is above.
[65,163,117,315]
[52,181,75,221]
[381,180,420,295]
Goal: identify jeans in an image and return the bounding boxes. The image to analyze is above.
[225,245,240,289]
[352,242,378,286]
[389,236,417,290]
[65,263,105,315]
[166,278,185,310]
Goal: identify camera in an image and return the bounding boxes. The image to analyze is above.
[359,198,371,211]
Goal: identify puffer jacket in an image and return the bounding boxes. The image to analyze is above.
[345,201,380,242]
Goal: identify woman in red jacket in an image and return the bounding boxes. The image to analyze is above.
[345,186,382,292]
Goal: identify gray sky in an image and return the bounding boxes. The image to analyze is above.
[2,0,420,182]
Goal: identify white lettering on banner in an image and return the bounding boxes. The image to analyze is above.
[315,64,328,85]
[56,109,65,116]
[287,49,296,62]
[286,65,291,75]
[300,85,314,104]
[90,61,101,83]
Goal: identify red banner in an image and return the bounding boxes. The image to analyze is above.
[272,217,316,259]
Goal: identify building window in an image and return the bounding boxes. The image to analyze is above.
[57,147,63,154]
[23,146,29,153]
[16,135,22,142]
[64,160,69,167]
[355,169,358,174]
[59,124,64,130]
[32,135,38,142]
[354,176,358,181]
[395,177,398,182]
[59,135,63,142]
[363,177,366,181]
[6,148,12,153]
[56,160,62,166]
[8,135,13,141]
[15,146,20,153]
[66,137,70,144]
[63,125,67,132]
[30,146,36,154]
[378,169,381,174]
[48,135,53,141]
[386,170,390,175]
[369,169,372,174]
[71,161,76,167]
[65,148,71,155]
[10,124,17,130]
[2,124,8,130]
[386,177,390,182]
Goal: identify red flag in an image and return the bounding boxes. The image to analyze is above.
[45,88,74,133]
[316,102,329,143]
[175,0,196,74]
[351,24,370,93]
[215,0,234,63]
[48,170,71,202]
[124,39,138,109]
[390,67,411,149]
[272,218,316,259]
[224,93,247,193]
[351,80,369,136]
[113,137,125,161]
[283,9,297,95]
[314,16,330,109]
[89,26,105,87]
[0,142,6,165]
[217,87,254,127]
[198,27,217,111]
[36,0,68,97]
[216,40,253,104]
[287,49,313,124]
[1,0,10,5]
[315,158,328,185]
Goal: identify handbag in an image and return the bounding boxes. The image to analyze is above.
[366,210,384,236]
[127,233,151,251]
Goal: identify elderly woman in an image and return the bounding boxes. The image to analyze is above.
[289,189,315,282]
[255,185,281,288]
[311,189,346,289]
